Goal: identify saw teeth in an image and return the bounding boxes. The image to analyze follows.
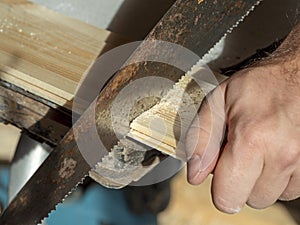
[0,2,266,224]
[90,0,264,189]
[39,175,88,225]
[202,0,263,62]
[227,0,263,34]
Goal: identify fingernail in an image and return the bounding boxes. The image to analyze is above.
[215,197,242,214]
[218,206,241,214]
[225,206,241,214]
[187,154,203,182]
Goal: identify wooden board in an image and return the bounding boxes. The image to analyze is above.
[0,123,21,162]
[0,0,127,110]
[129,67,227,160]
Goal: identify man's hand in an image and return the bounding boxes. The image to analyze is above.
[186,22,300,213]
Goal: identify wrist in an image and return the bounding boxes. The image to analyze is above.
[270,22,300,83]
[275,22,300,59]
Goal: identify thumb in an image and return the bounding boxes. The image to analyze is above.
[186,84,227,185]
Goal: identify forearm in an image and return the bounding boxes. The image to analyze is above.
[273,21,299,53]
[262,21,300,84]
[282,22,300,83]
[273,22,300,66]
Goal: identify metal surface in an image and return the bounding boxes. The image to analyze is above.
[0,129,91,225]
[0,0,262,224]
[8,134,51,203]
[91,0,262,187]
[0,81,71,146]
[94,0,263,152]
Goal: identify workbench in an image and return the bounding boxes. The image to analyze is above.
[0,0,131,147]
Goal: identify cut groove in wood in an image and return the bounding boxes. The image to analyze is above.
[129,65,226,160]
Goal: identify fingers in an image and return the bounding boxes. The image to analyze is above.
[186,84,226,185]
[186,69,300,214]
[247,162,291,209]
[280,165,300,201]
[186,98,218,185]
[248,137,300,206]
[211,139,264,213]
[211,114,299,212]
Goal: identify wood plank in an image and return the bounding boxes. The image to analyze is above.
[0,70,70,108]
[0,0,129,143]
[0,123,21,162]
[129,67,226,160]
[0,0,127,108]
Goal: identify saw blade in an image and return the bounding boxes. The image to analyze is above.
[0,130,91,225]
[0,0,263,224]
[90,0,263,188]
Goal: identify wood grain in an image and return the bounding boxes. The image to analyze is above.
[129,67,226,160]
[0,0,127,109]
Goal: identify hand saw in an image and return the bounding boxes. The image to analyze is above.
[0,0,262,224]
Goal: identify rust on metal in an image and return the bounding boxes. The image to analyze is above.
[58,158,77,179]
[93,0,261,153]
[0,1,264,224]
[0,81,70,145]
[0,130,91,225]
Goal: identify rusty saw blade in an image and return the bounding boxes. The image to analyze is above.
[0,0,262,224]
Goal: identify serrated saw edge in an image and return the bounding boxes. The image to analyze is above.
[91,0,263,189]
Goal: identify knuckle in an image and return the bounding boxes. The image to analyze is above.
[239,127,264,150]
[279,156,298,171]
[243,132,261,148]
[277,140,300,169]
[288,140,300,160]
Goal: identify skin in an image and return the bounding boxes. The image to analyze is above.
[186,22,300,213]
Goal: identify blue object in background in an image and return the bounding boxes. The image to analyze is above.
[47,184,157,225]
[0,166,156,225]
[0,166,9,208]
